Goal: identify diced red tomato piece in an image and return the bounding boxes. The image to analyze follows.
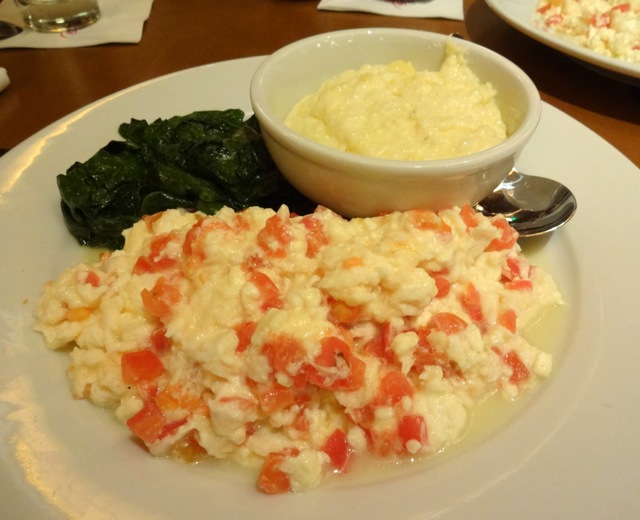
[300,215,328,258]
[182,218,207,260]
[133,233,179,274]
[612,3,631,13]
[362,321,398,365]
[379,321,396,350]
[65,306,92,322]
[412,330,462,378]
[258,451,293,494]
[312,336,366,391]
[428,267,450,277]
[171,430,207,463]
[432,276,451,298]
[261,336,307,387]
[398,414,428,452]
[126,399,166,444]
[141,212,164,231]
[155,384,203,414]
[498,309,517,334]
[84,271,100,287]
[291,415,310,434]
[140,276,181,320]
[133,256,153,274]
[349,405,375,432]
[545,13,564,26]
[501,257,533,290]
[373,371,413,407]
[460,282,485,330]
[257,214,292,258]
[232,213,250,232]
[431,312,468,335]
[485,218,518,252]
[341,355,366,391]
[262,337,306,372]
[590,13,611,28]
[234,321,256,353]
[505,351,530,384]
[121,349,165,386]
[536,3,552,14]
[322,428,351,472]
[291,410,311,434]
[459,204,479,230]
[502,256,532,281]
[249,271,282,312]
[149,326,172,354]
[256,384,295,414]
[150,233,178,264]
[242,253,269,273]
[184,219,234,261]
[327,297,363,326]
[314,336,347,367]
[502,256,523,281]
[245,422,257,438]
[342,256,365,269]
[493,347,530,384]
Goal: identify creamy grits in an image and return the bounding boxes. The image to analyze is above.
[534,0,640,65]
[36,204,563,494]
[283,44,508,161]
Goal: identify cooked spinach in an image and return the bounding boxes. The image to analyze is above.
[57,109,313,250]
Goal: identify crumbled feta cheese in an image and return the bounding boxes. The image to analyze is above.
[36,204,563,493]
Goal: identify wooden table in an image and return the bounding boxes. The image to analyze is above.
[1,0,638,167]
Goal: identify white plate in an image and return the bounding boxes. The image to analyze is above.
[486,0,640,84]
[1,56,639,519]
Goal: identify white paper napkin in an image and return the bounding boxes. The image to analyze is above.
[0,67,9,93]
[318,0,464,20]
[0,0,155,49]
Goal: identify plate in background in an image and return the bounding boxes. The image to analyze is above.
[487,0,640,85]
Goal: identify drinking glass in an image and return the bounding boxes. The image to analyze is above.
[13,0,100,33]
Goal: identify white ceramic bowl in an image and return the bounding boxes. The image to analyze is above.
[250,28,541,217]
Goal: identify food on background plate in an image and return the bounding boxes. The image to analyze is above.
[284,44,508,161]
[36,203,563,493]
[534,0,640,65]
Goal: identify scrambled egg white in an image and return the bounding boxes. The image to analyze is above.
[284,44,507,161]
[535,0,640,65]
[36,205,563,493]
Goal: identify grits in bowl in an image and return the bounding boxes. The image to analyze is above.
[284,45,508,161]
[36,205,563,493]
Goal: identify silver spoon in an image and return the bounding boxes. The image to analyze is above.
[0,20,22,40]
[474,169,577,237]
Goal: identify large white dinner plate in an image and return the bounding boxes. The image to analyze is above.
[1,56,639,519]
[486,0,640,84]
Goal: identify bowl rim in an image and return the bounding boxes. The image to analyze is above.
[250,28,542,179]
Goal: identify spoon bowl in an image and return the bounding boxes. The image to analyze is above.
[474,169,577,237]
